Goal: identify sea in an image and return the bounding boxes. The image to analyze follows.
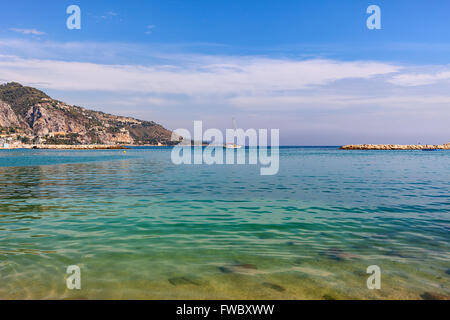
[0,147,449,299]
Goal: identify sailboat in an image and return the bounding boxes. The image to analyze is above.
[225,117,242,149]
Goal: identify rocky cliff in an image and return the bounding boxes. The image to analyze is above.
[0,82,180,145]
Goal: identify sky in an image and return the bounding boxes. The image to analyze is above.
[0,0,449,145]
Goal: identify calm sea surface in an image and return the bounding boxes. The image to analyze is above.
[0,147,449,299]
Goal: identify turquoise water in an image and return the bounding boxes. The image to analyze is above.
[0,147,449,299]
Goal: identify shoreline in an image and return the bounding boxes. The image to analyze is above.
[0,144,178,150]
[0,144,128,150]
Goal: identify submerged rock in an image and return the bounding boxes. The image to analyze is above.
[168,276,200,286]
[262,282,286,292]
[420,292,450,300]
[353,270,367,277]
[257,233,272,239]
[219,263,258,274]
[446,269,450,275]
[219,266,233,274]
[385,250,416,259]
[322,294,336,300]
[321,248,359,261]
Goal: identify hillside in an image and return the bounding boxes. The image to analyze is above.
[0,82,180,146]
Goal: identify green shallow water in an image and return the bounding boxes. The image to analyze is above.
[0,147,449,299]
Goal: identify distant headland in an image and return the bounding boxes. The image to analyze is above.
[0,82,181,149]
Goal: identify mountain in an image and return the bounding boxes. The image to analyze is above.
[0,82,180,145]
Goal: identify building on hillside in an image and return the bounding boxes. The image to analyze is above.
[50,131,66,138]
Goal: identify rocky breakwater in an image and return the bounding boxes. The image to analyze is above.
[340,143,450,150]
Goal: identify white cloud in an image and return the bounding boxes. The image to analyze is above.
[9,28,46,36]
[388,69,450,86]
[0,55,400,96]
[2,52,449,114]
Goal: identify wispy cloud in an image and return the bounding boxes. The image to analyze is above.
[100,11,118,19]
[229,94,450,110]
[9,28,46,35]
[145,25,155,35]
[388,69,450,86]
[89,11,122,23]
[0,55,400,95]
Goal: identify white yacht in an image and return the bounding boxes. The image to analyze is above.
[225,117,242,149]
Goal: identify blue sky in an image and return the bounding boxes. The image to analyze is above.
[0,0,449,145]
